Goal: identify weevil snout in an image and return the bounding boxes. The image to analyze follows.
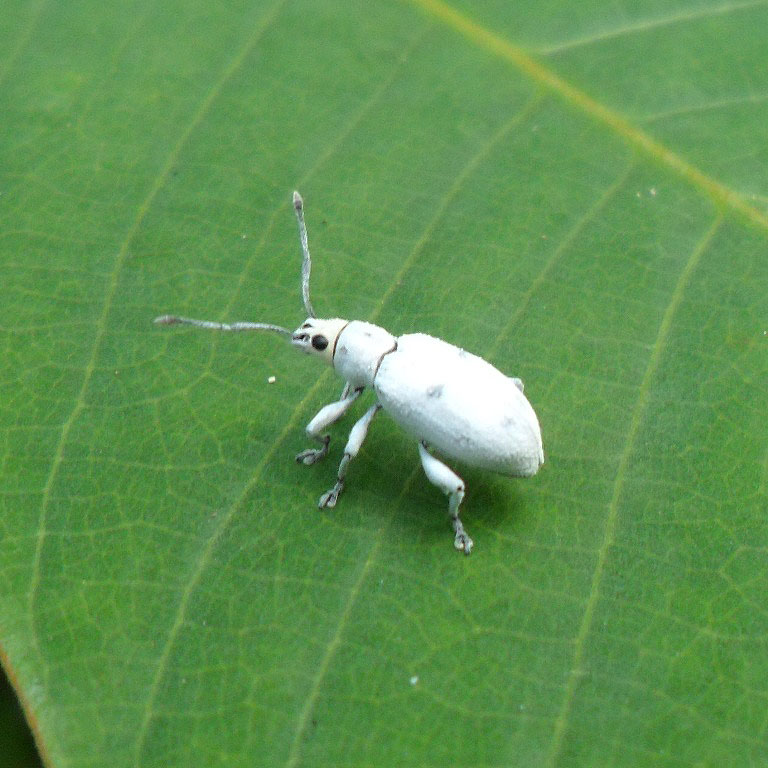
[291,317,348,364]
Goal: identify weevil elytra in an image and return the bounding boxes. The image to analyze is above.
[155,192,544,554]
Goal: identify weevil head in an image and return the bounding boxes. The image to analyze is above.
[291,317,348,365]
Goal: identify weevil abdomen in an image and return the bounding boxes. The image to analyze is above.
[373,333,544,477]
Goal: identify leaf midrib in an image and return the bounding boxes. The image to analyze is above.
[406,0,768,232]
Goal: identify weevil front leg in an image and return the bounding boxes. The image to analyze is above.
[417,442,472,555]
[318,403,381,508]
[296,383,363,465]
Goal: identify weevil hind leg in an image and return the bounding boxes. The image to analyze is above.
[417,442,473,555]
[319,404,381,508]
[296,384,363,465]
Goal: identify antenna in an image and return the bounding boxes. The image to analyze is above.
[153,315,290,335]
[154,192,318,335]
[293,191,316,318]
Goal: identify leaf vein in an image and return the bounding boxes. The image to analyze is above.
[486,160,636,362]
[641,91,768,123]
[545,213,724,767]
[405,0,768,231]
[368,93,544,321]
[537,0,768,55]
[283,541,380,768]
[12,0,289,758]
[135,22,435,763]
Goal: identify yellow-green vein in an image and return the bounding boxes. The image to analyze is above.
[404,0,768,232]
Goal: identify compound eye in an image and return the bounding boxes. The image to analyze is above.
[311,334,328,351]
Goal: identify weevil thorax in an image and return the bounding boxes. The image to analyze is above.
[291,317,348,365]
[332,320,397,388]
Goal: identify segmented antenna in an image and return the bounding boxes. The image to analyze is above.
[293,191,316,318]
[153,315,290,335]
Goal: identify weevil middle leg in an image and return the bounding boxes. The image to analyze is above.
[296,383,363,465]
[418,442,473,555]
[318,403,381,508]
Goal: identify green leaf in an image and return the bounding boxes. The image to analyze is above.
[2,0,767,765]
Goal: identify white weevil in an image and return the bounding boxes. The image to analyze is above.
[155,192,544,554]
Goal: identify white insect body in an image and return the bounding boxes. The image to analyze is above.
[375,333,543,477]
[155,192,544,554]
